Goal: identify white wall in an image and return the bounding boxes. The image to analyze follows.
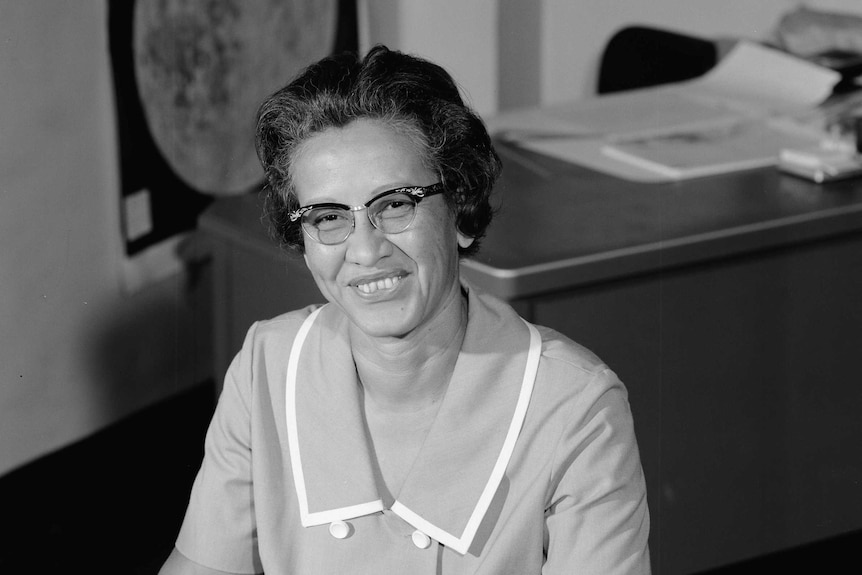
[361,0,499,115]
[0,1,209,475]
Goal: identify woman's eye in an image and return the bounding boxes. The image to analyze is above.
[377,195,414,213]
[312,210,350,229]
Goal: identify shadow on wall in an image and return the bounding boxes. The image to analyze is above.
[86,245,214,423]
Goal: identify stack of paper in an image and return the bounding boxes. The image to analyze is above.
[602,122,804,180]
[491,41,841,182]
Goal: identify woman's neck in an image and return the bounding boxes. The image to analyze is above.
[350,286,468,413]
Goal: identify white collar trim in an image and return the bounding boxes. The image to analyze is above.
[285,304,542,555]
[285,307,386,526]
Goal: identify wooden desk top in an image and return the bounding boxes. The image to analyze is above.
[200,141,862,300]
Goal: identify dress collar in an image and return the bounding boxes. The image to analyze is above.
[285,283,542,555]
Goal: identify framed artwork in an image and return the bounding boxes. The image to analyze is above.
[108,0,357,256]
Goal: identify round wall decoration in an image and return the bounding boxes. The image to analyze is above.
[132,0,337,196]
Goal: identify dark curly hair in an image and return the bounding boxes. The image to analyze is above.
[254,45,501,256]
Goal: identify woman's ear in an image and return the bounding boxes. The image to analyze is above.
[457,232,475,250]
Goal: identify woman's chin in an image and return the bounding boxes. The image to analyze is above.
[349,310,415,339]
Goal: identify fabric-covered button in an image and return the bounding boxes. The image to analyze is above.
[411,529,432,549]
[329,520,350,539]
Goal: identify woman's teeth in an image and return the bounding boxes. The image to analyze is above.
[357,276,401,294]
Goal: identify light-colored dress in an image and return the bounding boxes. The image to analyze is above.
[175,281,651,574]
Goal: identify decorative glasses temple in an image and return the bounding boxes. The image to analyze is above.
[288,183,444,223]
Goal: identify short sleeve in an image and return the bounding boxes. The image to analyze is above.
[175,323,264,574]
[543,368,651,574]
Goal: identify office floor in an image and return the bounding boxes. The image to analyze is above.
[0,382,215,574]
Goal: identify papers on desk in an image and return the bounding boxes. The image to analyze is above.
[601,122,797,180]
[491,41,841,182]
[682,40,839,114]
[778,143,862,183]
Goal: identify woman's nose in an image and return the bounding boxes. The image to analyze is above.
[344,212,391,265]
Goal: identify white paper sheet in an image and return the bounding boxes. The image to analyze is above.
[685,41,840,114]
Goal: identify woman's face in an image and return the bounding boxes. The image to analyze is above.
[291,118,473,339]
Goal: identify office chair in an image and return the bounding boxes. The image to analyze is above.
[597,26,719,94]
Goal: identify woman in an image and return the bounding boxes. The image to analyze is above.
[161,45,650,574]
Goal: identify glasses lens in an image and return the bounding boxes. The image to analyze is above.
[302,207,352,244]
[369,193,417,234]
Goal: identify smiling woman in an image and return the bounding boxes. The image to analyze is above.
[159,46,651,575]
[290,119,470,341]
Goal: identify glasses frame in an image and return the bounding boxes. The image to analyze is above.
[289,183,445,245]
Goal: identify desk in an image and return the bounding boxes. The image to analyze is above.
[199,142,862,575]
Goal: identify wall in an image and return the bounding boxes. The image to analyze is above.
[0,1,209,476]
[361,0,499,116]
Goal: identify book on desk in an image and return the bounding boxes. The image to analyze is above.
[601,121,807,180]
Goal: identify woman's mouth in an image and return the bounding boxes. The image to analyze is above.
[355,275,403,295]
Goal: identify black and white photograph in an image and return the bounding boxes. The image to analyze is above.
[2,1,861,573]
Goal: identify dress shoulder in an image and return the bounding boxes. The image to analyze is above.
[247,304,325,346]
[534,324,608,377]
